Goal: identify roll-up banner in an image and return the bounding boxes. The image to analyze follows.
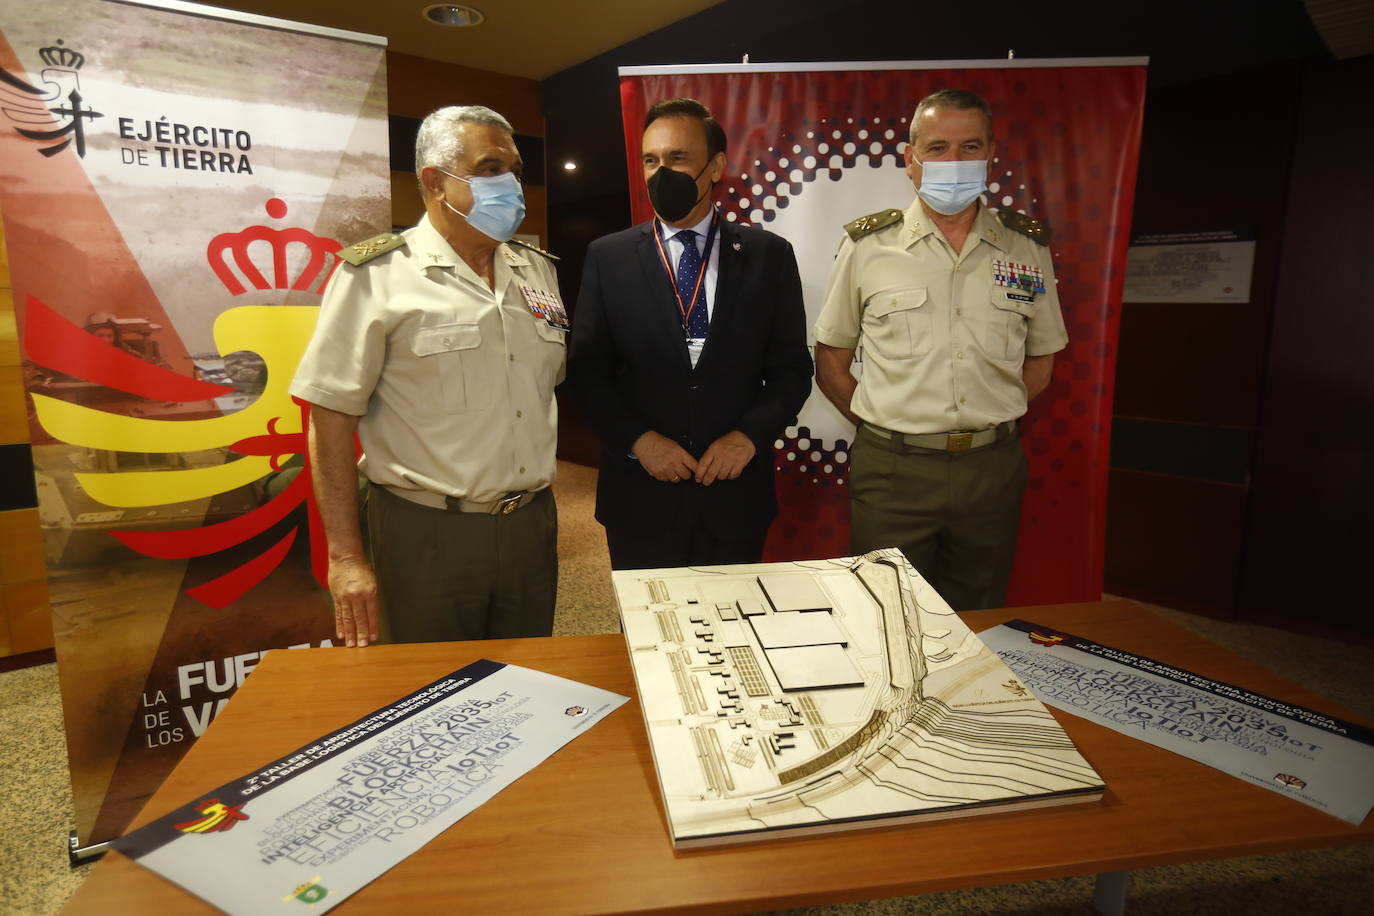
[618,60,1146,605]
[0,0,389,846]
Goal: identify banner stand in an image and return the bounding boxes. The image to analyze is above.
[68,832,110,867]
[1,0,390,847]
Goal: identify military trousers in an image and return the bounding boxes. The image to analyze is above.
[848,422,1026,611]
[367,485,557,643]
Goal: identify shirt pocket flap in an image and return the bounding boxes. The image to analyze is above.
[867,287,928,318]
[533,320,567,344]
[993,296,1037,319]
[412,323,481,357]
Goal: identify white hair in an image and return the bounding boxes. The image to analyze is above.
[414,105,513,175]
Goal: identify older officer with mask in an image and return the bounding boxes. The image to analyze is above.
[814,89,1067,611]
[291,105,567,646]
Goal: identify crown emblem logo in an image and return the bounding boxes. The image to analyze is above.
[207,198,343,296]
[26,200,357,611]
[39,40,85,70]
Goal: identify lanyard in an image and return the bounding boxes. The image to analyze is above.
[652,211,718,333]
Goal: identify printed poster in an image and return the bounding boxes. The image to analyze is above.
[0,0,389,844]
[112,659,627,914]
[1123,230,1256,303]
[981,619,1374,824]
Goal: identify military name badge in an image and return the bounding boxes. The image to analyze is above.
[992,259,1045,301]
[518,284,570,331]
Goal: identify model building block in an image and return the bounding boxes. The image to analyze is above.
[613,548,1105,848]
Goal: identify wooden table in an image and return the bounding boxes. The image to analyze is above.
[64,600,1374,914]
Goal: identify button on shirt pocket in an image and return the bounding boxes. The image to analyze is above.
[863,288,931,359]
[986,295,1035,362]
[411,322,487,410]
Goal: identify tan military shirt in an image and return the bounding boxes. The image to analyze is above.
[290,215,566,503]
[814,200,1068,434]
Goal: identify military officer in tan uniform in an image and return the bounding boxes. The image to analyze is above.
[814,89,1067,611]
[291,105,566,646]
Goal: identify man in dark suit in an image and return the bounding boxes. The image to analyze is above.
[568,98,812,570]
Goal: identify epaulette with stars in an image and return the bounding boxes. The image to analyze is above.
[508,238,559,261]
[843,208,903,241]
[998,209,1052,245]
[335,232,406,266]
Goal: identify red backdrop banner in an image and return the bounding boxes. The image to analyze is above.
[619,61,1146,605]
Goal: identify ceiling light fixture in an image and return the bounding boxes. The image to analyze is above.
[422,4,485,27]
[563,161,578,172]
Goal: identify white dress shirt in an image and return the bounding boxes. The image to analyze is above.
[658,207,720,368]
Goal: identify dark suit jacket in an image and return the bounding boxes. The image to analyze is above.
[567,217,812,539]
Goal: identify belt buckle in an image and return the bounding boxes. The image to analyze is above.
[947,433,973,453]
[492,492,524,516]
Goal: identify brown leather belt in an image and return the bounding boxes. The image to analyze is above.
[384,485,541,515]
[864,420,1016,453]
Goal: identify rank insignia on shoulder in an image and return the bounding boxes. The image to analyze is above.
[337,232,405,266]
[998,209,1052,245]
[509,238,559,261]
[844,208,903,241]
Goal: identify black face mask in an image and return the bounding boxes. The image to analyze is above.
[647,162,710,223]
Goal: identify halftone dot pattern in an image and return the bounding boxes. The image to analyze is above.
[720,118,1041,233]
[771,425,852,560]
[721,115,908,226]
[621,68,1146,602]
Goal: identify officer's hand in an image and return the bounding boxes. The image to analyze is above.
[328,554,380,648]
[696,431,756,486]
[633,430,699,483]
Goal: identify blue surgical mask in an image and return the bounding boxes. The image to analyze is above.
[438,168,526,241]
[917,159,988,215]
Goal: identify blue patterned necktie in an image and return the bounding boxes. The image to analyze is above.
[674,229,710,339]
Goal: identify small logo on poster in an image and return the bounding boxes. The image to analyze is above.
[1028,630,1066,647]
[1,40,103,158]
[565,706,587,717]
[283,876,328,904]
[174,797,249,834]
[1275,773,1308,790]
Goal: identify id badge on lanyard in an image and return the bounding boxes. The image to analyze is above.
[652,212,718,335]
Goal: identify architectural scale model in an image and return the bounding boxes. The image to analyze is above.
[614,548,1105,847]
